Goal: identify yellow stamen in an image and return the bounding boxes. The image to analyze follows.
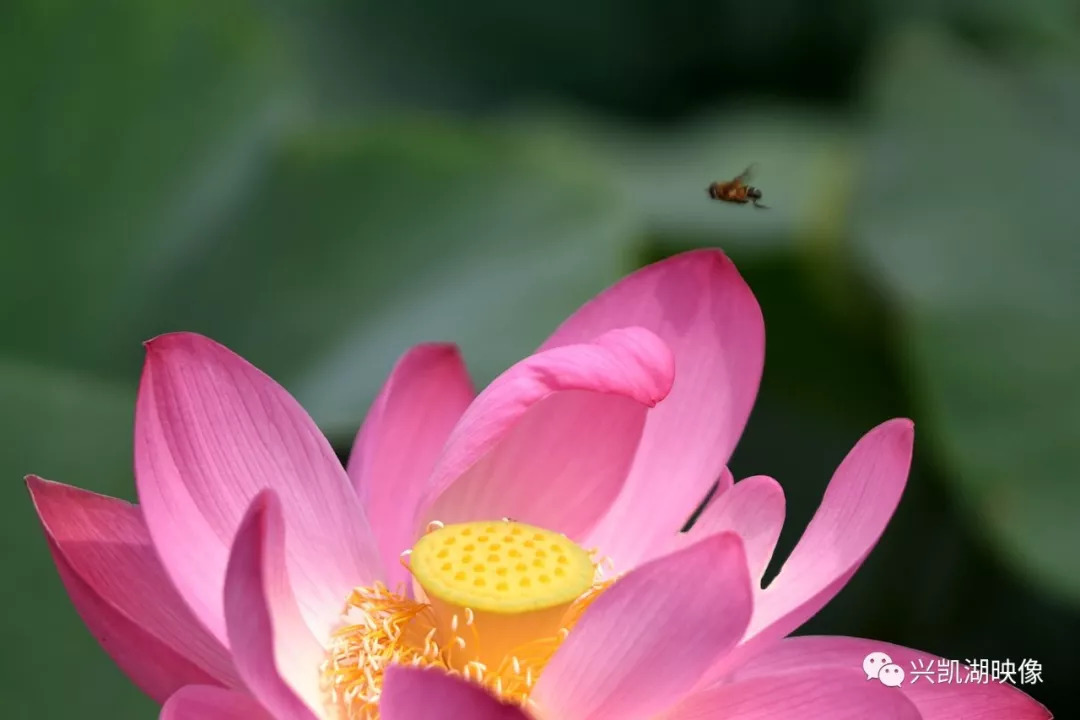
[320,520,613,719]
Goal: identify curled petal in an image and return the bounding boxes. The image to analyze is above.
[380,666,532,720]
[135,332,381,644]
[348,343,474,592]
[419,326,674,541]
[223,491,324,720]
[27,476,239,701]
[545,250,765,571]
[533,532,753,720]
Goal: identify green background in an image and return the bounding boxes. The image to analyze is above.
[2,0,1077,716]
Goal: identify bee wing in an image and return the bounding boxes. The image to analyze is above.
[735,164,756,183]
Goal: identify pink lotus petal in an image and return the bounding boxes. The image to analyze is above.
[26,475,239,702]
[135,332,382,644]
[419,326,674,540]
[714,465,736,495]
[380,666,532,720]
[541,250,765,571]
[659,473,784,581]
[160,686,273,720]
[347,343,474,592]
[533,532,753,720]
[223,491,324,720]
[728,636,1053,719]
[752,419,913,635]
[706,418,915,681]
[667,668,922,719]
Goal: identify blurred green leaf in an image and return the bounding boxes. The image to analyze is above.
[852,26,1080,603]
[892,0,1080,53]
[129,119,638,437]
[0,1,290,715]
[261,0,872,117]
[0,0,295,376]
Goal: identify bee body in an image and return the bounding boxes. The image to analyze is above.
[707,166,768,208]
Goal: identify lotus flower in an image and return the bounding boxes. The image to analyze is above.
[28,250,1051,719]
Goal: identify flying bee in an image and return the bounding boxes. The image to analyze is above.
[707,165,768,208]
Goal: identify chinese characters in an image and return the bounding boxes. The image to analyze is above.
[864,653,1042,687]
